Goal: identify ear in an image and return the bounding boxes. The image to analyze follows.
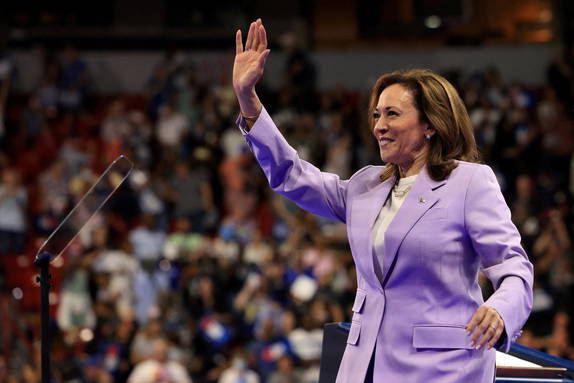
[424,125,435,137]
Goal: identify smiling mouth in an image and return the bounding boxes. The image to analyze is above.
[379,138,394,147]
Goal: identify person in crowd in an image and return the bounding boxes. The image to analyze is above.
[267,355,303,383]
[218,352,260,383]
[127,338,192,383]
[0,168,28,254]
[168,160,214,233]
[59,45,90,112]
[232,19,534,382]
[128,214,167,262]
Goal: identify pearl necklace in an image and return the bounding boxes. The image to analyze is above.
[392,184,412,198]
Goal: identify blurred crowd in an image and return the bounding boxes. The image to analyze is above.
[0,45,574,383]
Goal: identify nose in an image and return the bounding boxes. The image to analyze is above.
[372,118,388,137]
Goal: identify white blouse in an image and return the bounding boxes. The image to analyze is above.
[372,174,418,282]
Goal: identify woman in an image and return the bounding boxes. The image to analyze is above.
[233,19,534,383]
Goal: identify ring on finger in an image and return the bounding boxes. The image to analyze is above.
[489,324,497,331]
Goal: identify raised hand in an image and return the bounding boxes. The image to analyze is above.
[233,19,270,94]
[233,19,270,119]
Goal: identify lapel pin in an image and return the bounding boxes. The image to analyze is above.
[419,196,426,203]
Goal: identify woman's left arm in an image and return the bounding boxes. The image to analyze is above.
[464,164,534,351]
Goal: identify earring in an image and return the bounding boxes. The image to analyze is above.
[425,134,431,140]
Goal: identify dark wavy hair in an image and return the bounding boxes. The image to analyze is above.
[369,69,480,181]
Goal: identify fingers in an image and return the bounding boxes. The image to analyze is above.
[235,30,243,55]
[465,306,486,336]
[245,21,255,50]
[252,19,262,50]
[257,22,268,52]
[466,306,505,350]
[242,19,266,53]
[486,324,505,350]
[473,320,496,349]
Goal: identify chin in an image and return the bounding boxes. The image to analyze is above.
[379,151,396,164]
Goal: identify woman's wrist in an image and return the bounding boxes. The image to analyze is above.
[241,107,261,131]
[237,88,262,122]
[235,86,257,104]
[241,107,261,120]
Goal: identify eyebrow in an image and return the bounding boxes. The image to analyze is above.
[375,105,401,112]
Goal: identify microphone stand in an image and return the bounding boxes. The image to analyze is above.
[34,252,53,383]
[31,154,133,383]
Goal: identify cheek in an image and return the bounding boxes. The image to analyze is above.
[389,130,426,160]
[407,132,426,150]
[400,124,427,149]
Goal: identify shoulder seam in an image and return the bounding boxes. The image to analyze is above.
[457,161,482,168]
[348,165,378,182]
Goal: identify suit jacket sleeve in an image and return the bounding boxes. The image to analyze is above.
[464,164,534,351]
[237,106,348,223]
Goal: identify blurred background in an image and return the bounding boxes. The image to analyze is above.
[0,0,573,382]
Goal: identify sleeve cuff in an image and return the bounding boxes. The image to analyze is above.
[483,285,525,352]
[236,107,268,136]
[236,113,251,135]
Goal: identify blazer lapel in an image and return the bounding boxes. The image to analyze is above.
[382,167,446,284]
[350,174,396,288]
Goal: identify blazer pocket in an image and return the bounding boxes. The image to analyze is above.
[352,289,367,313]
[347,321,361,345]
[421,207,447,221]
[412,325,473,350]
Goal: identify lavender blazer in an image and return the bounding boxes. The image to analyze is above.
[239,107,534,383]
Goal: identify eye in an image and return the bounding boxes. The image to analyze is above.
[387,110,399,117]
[372,112,380,119]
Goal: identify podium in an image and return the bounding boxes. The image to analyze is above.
[319,323,574,383]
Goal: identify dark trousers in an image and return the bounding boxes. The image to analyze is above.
[365,348,375,383]
[319,323,376,383]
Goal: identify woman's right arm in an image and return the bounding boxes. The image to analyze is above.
[233,20,348,223]
[239,106,349,223]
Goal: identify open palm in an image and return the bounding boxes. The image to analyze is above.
[233,19,270,95]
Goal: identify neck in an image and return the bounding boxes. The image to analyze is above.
[398,159,426,178]
[397,147,428,178]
